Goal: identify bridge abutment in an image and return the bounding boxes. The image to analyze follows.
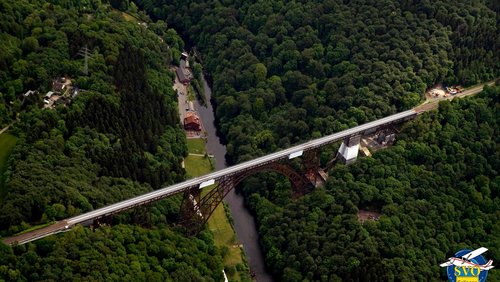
[337,135,361,165]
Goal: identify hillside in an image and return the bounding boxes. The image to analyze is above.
[0,0,224,280]
[243,86,499,281]
[134,0,500,280]
[137,0,499,163]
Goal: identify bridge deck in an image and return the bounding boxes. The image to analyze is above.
[3,109,417,244]
[3,79,495,245]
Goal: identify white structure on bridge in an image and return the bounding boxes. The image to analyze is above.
[337,135,361,164]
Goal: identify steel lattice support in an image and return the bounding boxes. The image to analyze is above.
[302,149,321,187]
[179,161,312,235]
[179,188,204,235]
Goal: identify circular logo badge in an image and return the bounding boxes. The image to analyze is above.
[446,249,489,282]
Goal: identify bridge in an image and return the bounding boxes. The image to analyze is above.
[3,109,418,245]
[3,76,495,245]
[3,81,495,245]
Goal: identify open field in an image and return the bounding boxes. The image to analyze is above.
[0,133,17,200]
[121,12,138,22]
[187,139,206,155]
[208,202,244,265]
[184,155,212,177]
[200,185,246,281]
[184,140,246,281]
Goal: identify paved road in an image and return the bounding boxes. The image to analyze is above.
[2,221,69,245]
[173,74,189,122]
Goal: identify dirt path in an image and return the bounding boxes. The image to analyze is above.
[0,124,11,136]
[188,153,206,157]
[415,80,496,114]
[358,210,381,223]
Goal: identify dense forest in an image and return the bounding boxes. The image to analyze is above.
[0,225,223,281]
[0,0,187,232]
[137,0,499,163]
[0,0,226,280]
[132,0,500,280]
[1,0,498,281]
[241,86,500,281]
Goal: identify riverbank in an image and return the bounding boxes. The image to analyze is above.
[192,76,274,282]
[184,139,250,281]
[174,56,273,281]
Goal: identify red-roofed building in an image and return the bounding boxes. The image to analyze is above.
[184,112,201,131]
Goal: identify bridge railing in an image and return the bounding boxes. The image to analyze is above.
[65,109,417,226]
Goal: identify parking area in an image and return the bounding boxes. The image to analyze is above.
[173,73,205,139]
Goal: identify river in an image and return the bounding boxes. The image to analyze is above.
[193,77,274,282]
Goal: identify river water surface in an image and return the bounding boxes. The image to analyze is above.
[193,77,273,282]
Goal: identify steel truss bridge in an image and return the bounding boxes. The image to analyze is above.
[4,109,417,245]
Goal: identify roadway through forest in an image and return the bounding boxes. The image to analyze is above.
[415,80,496,113]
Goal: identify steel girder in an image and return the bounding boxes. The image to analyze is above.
[179,161,312,235]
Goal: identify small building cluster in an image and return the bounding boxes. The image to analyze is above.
[23,90,38,97]
[446,86,463,95]
[183,100,202,132]
[429,88,448,98]
[358,210,381,223]
[176,54,193,85]
[376,132,395,145]
[427,84,464,99]
[42,77,81,109]
[174,51,204,135]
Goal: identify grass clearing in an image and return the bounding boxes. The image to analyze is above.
[187,85,196,102]
[184,138,247,280]
[184,155,212,177]
[0,133,17,200]
[209,202,243,265]
[187,139,206,155]
[121,12,138,22]
[201,185,247,281]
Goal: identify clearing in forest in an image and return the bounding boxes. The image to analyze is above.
[184,139,248,280]
[0,133,17,200]
[357,209,381,223]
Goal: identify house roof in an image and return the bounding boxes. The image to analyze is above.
[53,81,66,92]
[24,90,36,97]
[184,112,200,125]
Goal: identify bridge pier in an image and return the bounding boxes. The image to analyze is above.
[302,149,325,188]
[337,135,361,165]
[131,205,152,227]
[93,215,113,228]
[179,188,205,235]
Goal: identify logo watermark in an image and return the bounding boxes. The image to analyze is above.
[440,247,494,282]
